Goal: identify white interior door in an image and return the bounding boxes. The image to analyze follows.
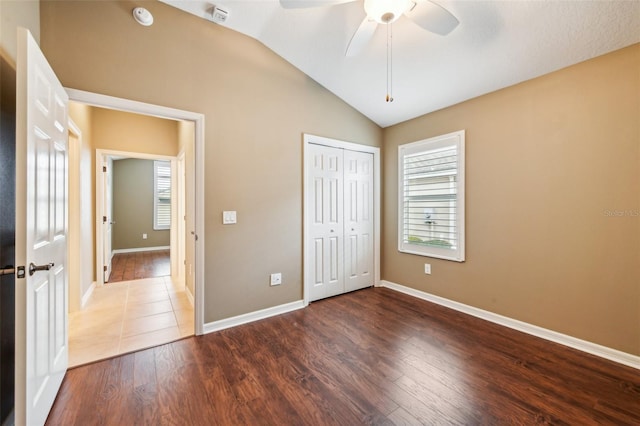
[307,143,344,302]
[344,150,374,292]
[15,28,69,426]
[103,157,113,282]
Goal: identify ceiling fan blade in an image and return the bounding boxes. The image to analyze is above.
[345,17,378,57]
[279,0,356,9]
[404,0,459,36]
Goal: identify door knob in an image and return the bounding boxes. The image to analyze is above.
[28,262,54,276]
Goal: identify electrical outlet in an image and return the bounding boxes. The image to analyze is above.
[142,233,148,239]
[424,263,431,275]
[270,273,282,286]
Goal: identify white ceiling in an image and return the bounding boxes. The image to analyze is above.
[160,0,640,128]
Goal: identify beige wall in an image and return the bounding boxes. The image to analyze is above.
[92,107,179,156]
[383,44,640,356]
[68,102,95,302]
[112,159,170,250]
[40,1,383,322]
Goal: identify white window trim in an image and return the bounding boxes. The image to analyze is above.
[398,130,465,262]
[154,160,171,230]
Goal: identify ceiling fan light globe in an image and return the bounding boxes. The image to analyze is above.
[364,0,412,24]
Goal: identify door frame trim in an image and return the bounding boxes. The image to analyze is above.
[302,133,381,306]
[65,88,205,335]
[176,150,186,284]
[67,118,82,312]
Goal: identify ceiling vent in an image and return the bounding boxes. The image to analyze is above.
[210,5,229,24]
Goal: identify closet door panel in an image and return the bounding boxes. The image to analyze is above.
[344,150,374,292]
[308,144,344,301]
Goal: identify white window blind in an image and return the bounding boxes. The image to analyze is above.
[154,160,171,230]
[398,131,465,261]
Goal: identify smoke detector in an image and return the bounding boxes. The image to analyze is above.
[133,7,154,27]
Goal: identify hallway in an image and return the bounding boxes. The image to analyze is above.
[69,276,194,368]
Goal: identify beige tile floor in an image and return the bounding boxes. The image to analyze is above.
[69,276,194,368]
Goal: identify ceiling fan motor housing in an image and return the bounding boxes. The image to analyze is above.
[364,0,412,24]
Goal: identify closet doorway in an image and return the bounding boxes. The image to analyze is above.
[303,134,381,303]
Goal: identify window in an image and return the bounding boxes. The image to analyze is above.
[154,160,171,230]
[398,130,465,261]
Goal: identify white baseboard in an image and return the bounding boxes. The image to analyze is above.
[112,246,170,254]
[380,280,640,370]
[203,300,305,334]
[81,281,96,308]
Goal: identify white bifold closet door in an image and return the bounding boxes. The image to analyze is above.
[343,149,374,293]
[307,143,374,302]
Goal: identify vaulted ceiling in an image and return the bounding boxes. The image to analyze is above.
[160,0,640,128]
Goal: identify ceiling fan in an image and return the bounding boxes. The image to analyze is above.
[279,0,460,56]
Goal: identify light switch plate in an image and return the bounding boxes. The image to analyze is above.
[222,211,237,224]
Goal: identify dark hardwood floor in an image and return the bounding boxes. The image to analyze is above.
[47,287,639,425]
[108,250,170,283]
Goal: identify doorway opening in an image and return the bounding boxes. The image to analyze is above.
[97,150,179,287]
[65,90,204,367]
